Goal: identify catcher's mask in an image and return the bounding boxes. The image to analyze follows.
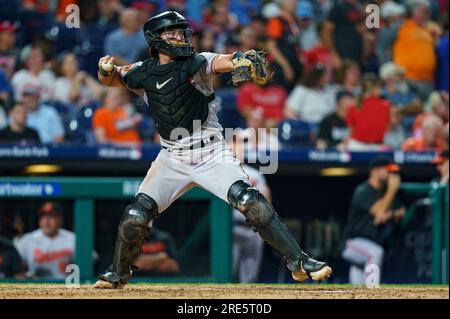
[143,10,194,57]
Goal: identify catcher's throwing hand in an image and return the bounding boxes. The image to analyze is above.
[231,50,273,87]
[98,55,116,77]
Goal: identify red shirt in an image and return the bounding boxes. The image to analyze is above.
[236,83,287,121]
[347,97,391,144]
[304,45,334,82]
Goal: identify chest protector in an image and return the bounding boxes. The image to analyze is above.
[139,54,214,140]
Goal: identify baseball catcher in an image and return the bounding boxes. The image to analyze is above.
[94,10,332,288]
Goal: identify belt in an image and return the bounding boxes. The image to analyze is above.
[162,136,216,151]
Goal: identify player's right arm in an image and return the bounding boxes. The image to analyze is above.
[98,55,123,87]
[97,56,145,96]
[370,174,402,225]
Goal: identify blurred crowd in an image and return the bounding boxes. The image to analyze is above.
[0,0,448,152]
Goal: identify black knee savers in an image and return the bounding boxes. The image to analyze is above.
[118,193,159,244]
[227,180,308,270]
[227,180,275,227]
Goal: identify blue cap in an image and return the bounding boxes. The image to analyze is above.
[297,0,314,19]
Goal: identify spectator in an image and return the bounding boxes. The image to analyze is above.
[323,0,366,68]
[228,134,269,283]
[402,114,445,151]
[285,63,337,125]
[0,103,40,144]
[134,227,180,276]
[335,60,362,96]
[238,26,258,53]
[54,53,102,108]
[379,62,422,115]
[316,90,354,150]
[341,156,405,285]
[236,80,287,129]
[0,20,19,78]
[198,30,215,53]
[0,233,26,279]
[412,91,449,137]
[104,8,148,65]
[304,22,334,83]
[392,0,437,100]
[376,1,406,65]
[205,2,239,54]
[98,0,123,25]
[384,105,407,150]
[15,202,75,279]
[431,150,449,185]
[347,74,391,151]
[131,1,157,27]
[249,14,267,51]
[0,68,12,106]
[297,0,319,51]
[92,87,142,146]
[11,45,56,102]
[21,85,65,144]
[266,0,302,92]
[435,14,449,92]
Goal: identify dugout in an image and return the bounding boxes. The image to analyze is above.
[0,145,448,284]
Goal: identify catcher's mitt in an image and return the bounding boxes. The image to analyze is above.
[231,50,273,87]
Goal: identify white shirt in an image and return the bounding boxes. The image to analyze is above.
[54,77,96,107]
[11,69,56,102]
[286,84,337,124]
[27,104,65,144]
[15,229,75,279]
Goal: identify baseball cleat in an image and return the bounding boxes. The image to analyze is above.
[291,257,333,282]
[94,278,126,289]
[93,267,133,289]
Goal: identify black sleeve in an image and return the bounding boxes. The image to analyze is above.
[9,246,25,276]
[353,185,378,214]
[317,117,331,141]
[30,129,41,143]
[123,65,144,90]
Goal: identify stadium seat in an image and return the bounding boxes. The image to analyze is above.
[277,119,316,148]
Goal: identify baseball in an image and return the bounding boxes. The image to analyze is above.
[101,61,114,72]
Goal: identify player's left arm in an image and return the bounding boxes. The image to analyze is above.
[211,54,235,74]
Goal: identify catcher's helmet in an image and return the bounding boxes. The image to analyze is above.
[143,10,194,57]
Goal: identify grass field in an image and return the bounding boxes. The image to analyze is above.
[0,283,448,299]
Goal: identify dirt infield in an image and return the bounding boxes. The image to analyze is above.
[0,284,448,299]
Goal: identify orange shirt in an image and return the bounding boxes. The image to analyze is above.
[92,106,141,144]
[402,136,444,152]
[393,19,436,81]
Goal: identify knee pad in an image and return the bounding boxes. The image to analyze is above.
[227,180,275,228]
[118,193,159,244]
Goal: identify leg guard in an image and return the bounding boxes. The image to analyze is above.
[228,181,308,272]
[108,193,159,283]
